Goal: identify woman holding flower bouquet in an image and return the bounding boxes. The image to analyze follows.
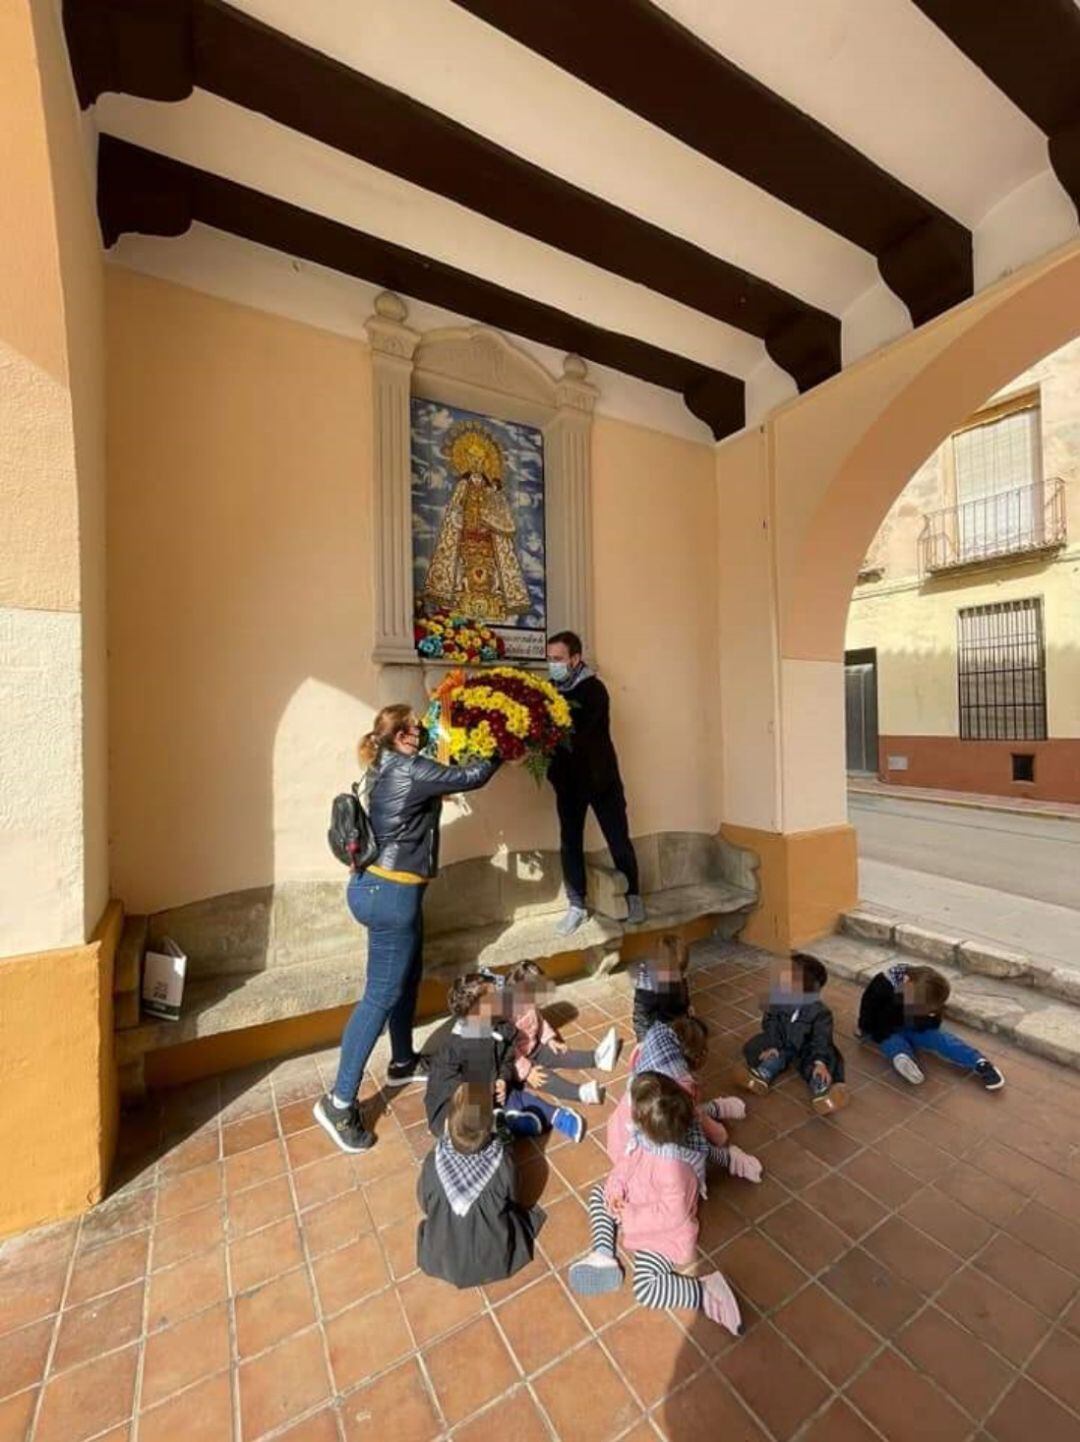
[314,705,500,1155]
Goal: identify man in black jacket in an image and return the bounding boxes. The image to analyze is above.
[546,630,643,936]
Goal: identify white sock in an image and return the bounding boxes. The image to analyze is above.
[330,1094,352,1110]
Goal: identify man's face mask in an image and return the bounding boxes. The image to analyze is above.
[548,661,571,684]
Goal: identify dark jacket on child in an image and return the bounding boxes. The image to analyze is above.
[416,1141,544,1288]
[631,965,691,1042]
[858,968,944,1044]
[425,1019,519,1136]
[743,998,845,1083]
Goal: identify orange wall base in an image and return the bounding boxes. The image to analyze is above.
[721,823,858,955]
[878,736,1080,804]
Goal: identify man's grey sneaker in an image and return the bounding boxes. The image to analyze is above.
[626,894,647,925]
[386,1053,430,1087]
[594,1026,621,1072]
[556,905,588,937]
[891,1052,925,1086]
[313,1094,375,1153]
[976,1059,1005,1091]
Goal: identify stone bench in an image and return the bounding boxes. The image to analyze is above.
[114,830,758,1096]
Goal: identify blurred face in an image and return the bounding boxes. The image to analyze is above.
[392,714,421,757]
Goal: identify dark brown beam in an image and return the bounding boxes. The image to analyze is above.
[912,0,1080,214]
[63,0,838,392]
[451,0,973,327]
[96,136,745,439]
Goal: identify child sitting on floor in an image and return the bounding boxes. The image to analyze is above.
[611,1017,762,1181]
[568,1071,742,1334]
[632,932,692,1042]
[426,971,589,1143]
[858,962,1005,1090]
[741,953,845,1114]
[507,960,621,1106]
[417,1081,545,1288]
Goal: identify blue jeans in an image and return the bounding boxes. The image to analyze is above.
[333,872,427,1101]
[504,1087,558,1135]
[881,1027,983,1071]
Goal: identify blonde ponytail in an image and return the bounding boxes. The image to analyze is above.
[358,703,414,768]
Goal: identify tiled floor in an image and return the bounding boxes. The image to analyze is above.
[4,942,1080,1442]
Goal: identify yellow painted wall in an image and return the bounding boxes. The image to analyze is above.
[106,270,720,915]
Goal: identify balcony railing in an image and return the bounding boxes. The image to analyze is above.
[918,477,1067,577]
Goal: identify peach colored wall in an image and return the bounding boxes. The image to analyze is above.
[106,271,720,913]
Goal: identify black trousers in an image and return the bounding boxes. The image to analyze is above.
[555,780,640,909]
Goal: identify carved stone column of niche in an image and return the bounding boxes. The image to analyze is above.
[364,292,420,663]
[545,355,598,653]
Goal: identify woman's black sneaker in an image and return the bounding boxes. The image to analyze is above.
[313,1094,375,1152]
[386,1054,430,1087]
[975,1059,1005,1091]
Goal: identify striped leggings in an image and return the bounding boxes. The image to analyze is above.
[587,1185,704,1310]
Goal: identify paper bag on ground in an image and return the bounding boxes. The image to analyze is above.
[142,937,187,1020]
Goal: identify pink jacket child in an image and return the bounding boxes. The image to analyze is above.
[508,961,621,1106]
[608,1019,762,1183]
[569,1072,742,1333]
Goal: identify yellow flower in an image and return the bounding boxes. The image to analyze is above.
[467,720,498,758]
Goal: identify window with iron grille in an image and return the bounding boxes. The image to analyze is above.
[952,402,1041,560]
[957,599,1046,740]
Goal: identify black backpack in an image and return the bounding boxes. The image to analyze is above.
[327,782,378,871]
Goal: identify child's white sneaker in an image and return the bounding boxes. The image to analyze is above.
[892,1052,925,1085]
[579,1079,605,1106]
[594,1026,621,1072]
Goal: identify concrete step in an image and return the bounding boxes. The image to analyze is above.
[805,930,1080,1073]
[842,907,1080,1007]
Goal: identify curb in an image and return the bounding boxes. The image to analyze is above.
[847,784,1080,825]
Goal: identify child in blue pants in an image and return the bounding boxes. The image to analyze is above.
[858,963,1005,1090]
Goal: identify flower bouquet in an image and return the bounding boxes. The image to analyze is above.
[423,666,573,782]
[414,610,505,665]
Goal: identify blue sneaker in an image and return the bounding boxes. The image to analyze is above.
[501,1108,543,1137]
[553,1107,585,1144]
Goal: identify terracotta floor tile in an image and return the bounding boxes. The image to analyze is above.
[52,1280,144,1374]
[973,1140,1058,1198]
[238,1326,331,1441]
[35,1344,138,1442]
[532,1338,641,1442]
[789,1119,862,1168]
[696,1193,747,1255]
[0,1265,66,1339]
[985,1376,1080,1442]
[897,1306,1013,1420]
[861,1215,958,1295]
[482,1250,550,1306]
[773,1283,879,1385]
[902,1109,978,1159]
[975,1232,1079,1318]
[1032,1168,1080,1225]
[717,1320,831,1440]
[759,1200,849,1274]
[0,1316,53,1400]
[1006,1201,1080,1275]
[821,1248,923,1337]
[713,1231,807,1313]
[841,1151,922,1210]
[755,1137,829,1191]
[311,1234,387,1317]
[552,1137,611,1193]
[876,1126,955,1184]
[422,1313,519,1428]
[653,1366,768,1442]
[537,1195,590,1268]
[803,1173,887,1242]
[273,1407,340,1441]
[899,1187,993,1259]
[363,1165,421,1229]
[396,1266,485,1346]
[936,1164,1028,1227]
[301,1191,373,1260]
[223,1112,280,1156]
[225,1140,288,1195]
[453,1386,552,1442]
[379,1216,421,1281]
[157,1163,224,1221]
[325,1287,413,1392]
[799,1399,882,1442]
[725,1173,792,1225]
[495,1274,587,1375]
[0,1389,37,1442]
[159,1130,220,1178]
[279,1099,320,1135]
[358,1132,419,1185]
[236,1268,317,1358]
[339,1358,441,1442]
[602,1306,703,1408]
[227,1175,295,1240]
[286,1128,332,1171]
[230,1216,305,1293]
[79,1192,155,1252]
[1028,1329,1080,1416]
[67,1230,149,1306]
[936,1266,1050,1365]
[138,1371,233,1442]
[152,1202,225,1270]
[146,1245,227,1332]
[141,1299,230,1408]
[847,1346,971,1442]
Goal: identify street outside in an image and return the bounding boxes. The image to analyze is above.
[849,790,1080,970]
